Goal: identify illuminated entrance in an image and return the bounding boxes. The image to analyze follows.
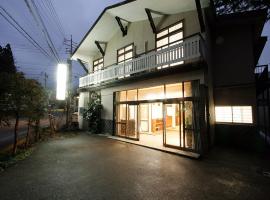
[115,81,199,151]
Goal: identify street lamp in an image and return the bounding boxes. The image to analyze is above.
[56,63,67,100]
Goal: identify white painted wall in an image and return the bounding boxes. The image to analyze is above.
[92,9,200,68]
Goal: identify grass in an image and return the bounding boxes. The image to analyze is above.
[0,147,34,172]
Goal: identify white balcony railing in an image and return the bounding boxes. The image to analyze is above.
[79,34,202,88]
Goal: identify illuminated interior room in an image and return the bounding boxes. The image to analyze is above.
[115,81,197,150]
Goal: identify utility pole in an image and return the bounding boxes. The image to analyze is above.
[64,35,77,128]
[44,72,48,89]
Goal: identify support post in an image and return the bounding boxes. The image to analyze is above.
[145,8,157,34]
[95,41,106,56]
[78,59,89,74]
[115,16,129,36]
[195,0,205,32]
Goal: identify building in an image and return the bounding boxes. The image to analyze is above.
[71,0,268,154]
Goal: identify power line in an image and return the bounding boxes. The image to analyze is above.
[23,0,60,62]
[43,0,65,37]
[37,0,64,40]
[0,6,54,61]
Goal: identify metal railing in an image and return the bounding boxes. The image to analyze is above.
[79,34,202,88]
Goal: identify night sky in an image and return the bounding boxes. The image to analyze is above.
[0,0,269,90]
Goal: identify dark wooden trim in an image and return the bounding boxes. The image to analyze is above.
[95,41,105,56]
[145,8,168,34]
[77,59,89,73]
[115,16,129,36]
[72,0,137,56]
[93,57,104,72]
[117,43,134,64]
[145,8,157,34]
[195,0,205,32]
[113,92,116,136]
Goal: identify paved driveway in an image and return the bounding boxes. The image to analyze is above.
[0,134,269,200]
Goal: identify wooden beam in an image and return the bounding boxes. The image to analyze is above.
[195,0,205,32]
[95,41,106,56]
[145,8,168,34]
[115,16,129,36]
[145,8,157,33]
[77,59,89,73]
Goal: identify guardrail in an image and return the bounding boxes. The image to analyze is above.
[79,34,202,88]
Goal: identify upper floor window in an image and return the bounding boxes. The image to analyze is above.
[93,58,104,72]
[156,21,184,49]
[117,44,134,64]
[156,21,184,68]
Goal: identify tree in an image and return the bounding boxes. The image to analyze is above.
[0,44,17,127]
[24,79,47,147]
[7,73,28,154]
[213,0,270,18]
[83,92,103,134]
[0,44,16,74]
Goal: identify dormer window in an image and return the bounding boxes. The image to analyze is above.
[117,44,134,64]
[93,57,104,72]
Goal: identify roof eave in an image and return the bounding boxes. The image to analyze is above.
[71,0,137,59]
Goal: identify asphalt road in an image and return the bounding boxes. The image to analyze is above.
[0,113,65,149]
[0,134,269,200]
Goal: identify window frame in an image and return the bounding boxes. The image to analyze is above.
[215,106,254,125]
[155,20,185,50]
[117,43,134,64]
[93,57,104,72]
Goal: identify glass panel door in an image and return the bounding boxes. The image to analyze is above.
[126,104,138,139]
[139,103,149,133]
[164,103,181,147]
[116,104,127,137]
[184,101,194,149]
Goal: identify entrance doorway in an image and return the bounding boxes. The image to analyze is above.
[116,101,195,150]
[115,81,198,151]
[139,103,163,148]
[164,103,181,147]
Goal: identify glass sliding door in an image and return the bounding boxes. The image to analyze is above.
[116,104,127,137]
[184,101,195,149]
[164,103,181,147]
[139,103,149,133]
[116,103,138,140]
[126,104,138,139]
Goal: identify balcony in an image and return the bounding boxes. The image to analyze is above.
[79,34,204,88]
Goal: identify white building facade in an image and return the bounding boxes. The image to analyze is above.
[72,0,267,154]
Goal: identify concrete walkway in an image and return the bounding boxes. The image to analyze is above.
[0,133,269,200]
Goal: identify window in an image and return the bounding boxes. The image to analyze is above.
[117,44,134,64]
[116,81,195,102]
[215,106,253,124]
[93,58,103,72]
[156,21,184,69]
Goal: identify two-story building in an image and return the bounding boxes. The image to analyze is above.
[71,0,267,155]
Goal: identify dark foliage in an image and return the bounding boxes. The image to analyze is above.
[0,44,16,74]
[83,92,103,134]
[214,0,270,18]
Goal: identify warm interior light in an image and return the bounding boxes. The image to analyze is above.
[215,106,253,124]
[56,63,67,100]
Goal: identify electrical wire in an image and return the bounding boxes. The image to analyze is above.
[23,0,60,62]
[0,6,54,61]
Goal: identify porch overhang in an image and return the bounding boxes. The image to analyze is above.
[71,0,210,63]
